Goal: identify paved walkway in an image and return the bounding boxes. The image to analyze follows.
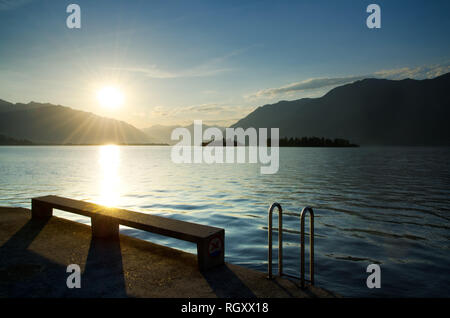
[0,207,338,298]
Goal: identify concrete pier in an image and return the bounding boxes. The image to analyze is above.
[0,207,338,298]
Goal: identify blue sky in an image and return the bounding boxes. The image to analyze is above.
[0,0,449,127]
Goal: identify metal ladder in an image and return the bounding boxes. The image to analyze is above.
[267,202,314,288]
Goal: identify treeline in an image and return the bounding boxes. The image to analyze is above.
[210,136,359,147]
[0,134,33,145]
[269,137,359,147]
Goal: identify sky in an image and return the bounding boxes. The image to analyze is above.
[0,0,449,128]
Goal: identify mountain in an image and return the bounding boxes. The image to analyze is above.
[0,101,156,145]
[0,99,49,113]
[142,125,179,145]
[231,73,450,146]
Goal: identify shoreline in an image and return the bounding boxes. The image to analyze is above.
[0,206,338,298]
[0,144,361,147]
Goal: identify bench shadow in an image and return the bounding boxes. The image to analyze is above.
[0,217,128,297]
[0,217,49,251]
[202,264,257,298]
[81,237,128,297]
[0,218,70,297]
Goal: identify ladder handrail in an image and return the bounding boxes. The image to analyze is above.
[267,202,282,279]
[300,206,314,288]
[267,203,315,288]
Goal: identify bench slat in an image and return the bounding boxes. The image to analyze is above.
[32,195,222,243]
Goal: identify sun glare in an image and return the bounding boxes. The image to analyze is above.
[98,145,121,207]
[97,86,124,109]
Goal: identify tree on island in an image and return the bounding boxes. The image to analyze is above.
[268,137,359,147]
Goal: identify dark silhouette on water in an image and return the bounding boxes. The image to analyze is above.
[202,136,215,146]
[203,136,358,147]
[272,136,359,147]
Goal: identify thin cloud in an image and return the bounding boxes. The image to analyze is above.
[147,103,255,127]
[374,62,450,80]
[248,62,450,99]
[250,76,367,98]
[117,65,231,79]
[113,49,247,79]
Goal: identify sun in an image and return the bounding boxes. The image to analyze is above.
[97,86,124,109]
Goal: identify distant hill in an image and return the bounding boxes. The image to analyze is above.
[142,125,179,145]
[143,123,225,145]
[0,134,33,145]
[231,73,450,146]
[0,101,155,145]
[0,99,55,113]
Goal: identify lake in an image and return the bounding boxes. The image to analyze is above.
[0,146,449,297]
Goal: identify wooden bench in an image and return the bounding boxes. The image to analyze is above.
[31,195,225,271]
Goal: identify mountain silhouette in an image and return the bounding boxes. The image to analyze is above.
[231,73,450,146]
[0,101,155,144]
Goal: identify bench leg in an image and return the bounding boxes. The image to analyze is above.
[91,215,119,239]
[31,200,53,219]
[197,230,225,271]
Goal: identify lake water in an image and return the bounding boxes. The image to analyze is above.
[0,146,449,297]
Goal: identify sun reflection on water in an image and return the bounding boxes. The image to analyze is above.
[98,145,120,207]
